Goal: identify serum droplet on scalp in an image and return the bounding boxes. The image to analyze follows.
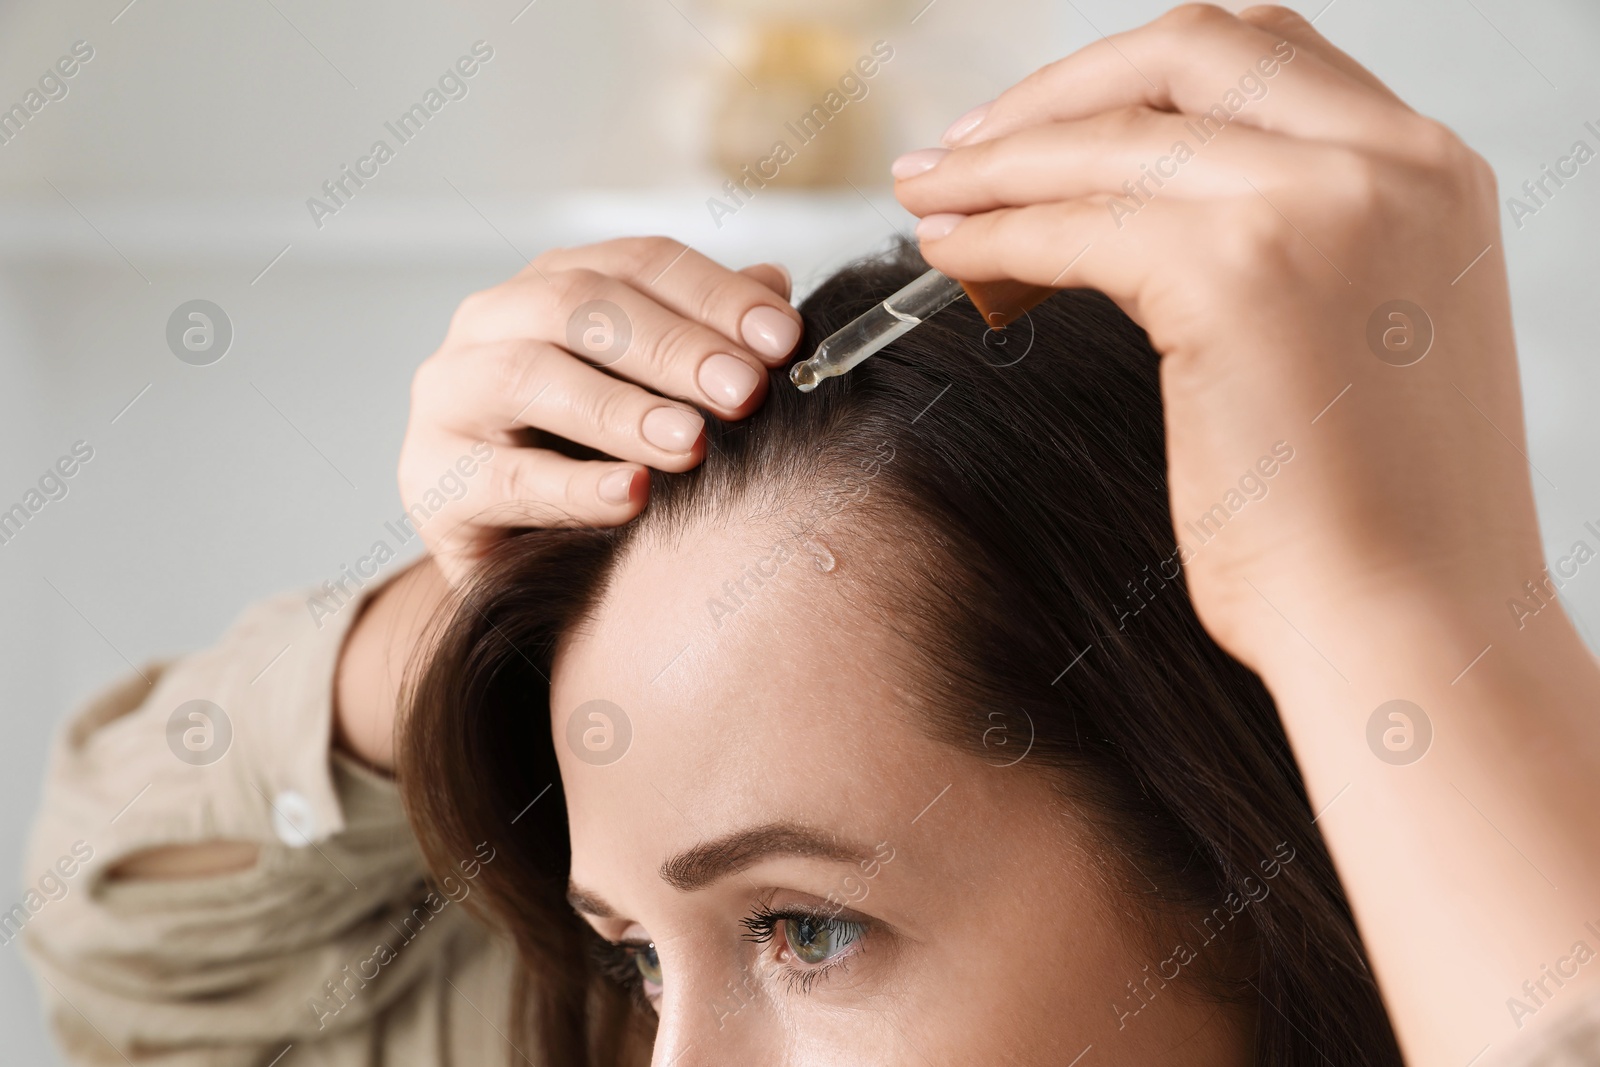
[807,539,837,573]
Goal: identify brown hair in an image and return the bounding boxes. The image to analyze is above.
[398,240,1403,1065]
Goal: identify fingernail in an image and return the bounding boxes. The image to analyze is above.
[698,353,762,408]
[599,467,637,505]
[891,147,949,179]
[740,305,802,361]
[642,407,704,452]
[915,213,966,241]
[941,100,992,146]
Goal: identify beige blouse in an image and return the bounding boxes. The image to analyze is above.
[20,580,522,1066]
[18,581,1600,1066]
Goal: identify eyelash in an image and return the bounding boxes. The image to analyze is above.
[591,901,869,1007]
[740,901,866,994]
[589,935,658,1015]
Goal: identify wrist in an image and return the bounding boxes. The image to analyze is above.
[1245,575,1600,809]
[333,555,452,772]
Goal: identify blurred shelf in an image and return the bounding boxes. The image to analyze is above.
[0,188,916,271]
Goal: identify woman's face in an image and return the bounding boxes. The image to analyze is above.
[552,515,1252,1066]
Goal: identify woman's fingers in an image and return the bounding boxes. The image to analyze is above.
[943,4,1400,152]
[534,237,802,365]
[738,261,792,301]
[910,195,1194,314]
[898,108,1343,217]
[469,447,646,528]
[419,444,650,580]
[460,270,771,420]
[407,239,798,585]
[442,339,710,470]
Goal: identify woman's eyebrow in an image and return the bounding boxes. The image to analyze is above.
[566,884,616,918]
[659,821,875,892]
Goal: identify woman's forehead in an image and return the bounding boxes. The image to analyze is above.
[548,514,945,819]
[555,531,878,730]
[555,513,881,702]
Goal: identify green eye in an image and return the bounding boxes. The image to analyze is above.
[631,942,662,987]
[783,916,863,965]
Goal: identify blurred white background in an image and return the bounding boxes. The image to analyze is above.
[2,0,1598,1060]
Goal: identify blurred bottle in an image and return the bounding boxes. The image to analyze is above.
[711,22,885,187]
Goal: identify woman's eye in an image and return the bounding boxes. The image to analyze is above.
[631,942,663,988]
[782,916,863,965]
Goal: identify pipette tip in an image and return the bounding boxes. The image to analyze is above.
[789,359,822,392]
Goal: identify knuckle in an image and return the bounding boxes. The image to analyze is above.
[1098,106,1154,143]
[502,463,575,526]
[1411,121,1497,208]
[409,354,444,400]
[615,235,686,277]
[968,136,1007,187]
[547,267,606,311]
[528,245,566,274]
[486,459,535,511]
[483,341,548,403]
[1162,3,1233,33]
[640,234,687,263]
[1212,200,1285,274]
[1464,146,1499,201]
[395,451,426,499]
[560,468,587,510]
[449,287,497,333]
[1236,4,1307,31]
[571,382,637,440]
[640,315,702,378]
[681,270,726,328]
[1405,117,1465,168]
[1327,148,1387,213]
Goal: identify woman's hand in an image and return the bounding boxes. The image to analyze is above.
[335,239,800,769]
[896,3,1524,669]
[897,6,1600,1064]
[400,238,800,585]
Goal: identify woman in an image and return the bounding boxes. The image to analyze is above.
[22,6,1600,1067]
[402,238,1401,1066]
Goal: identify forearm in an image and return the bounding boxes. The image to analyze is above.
[334,555,452,771]
[1255,584,1600,1065]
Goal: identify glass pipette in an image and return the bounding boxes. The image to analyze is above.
[789,269,1058,392]
[789,268,966,392]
